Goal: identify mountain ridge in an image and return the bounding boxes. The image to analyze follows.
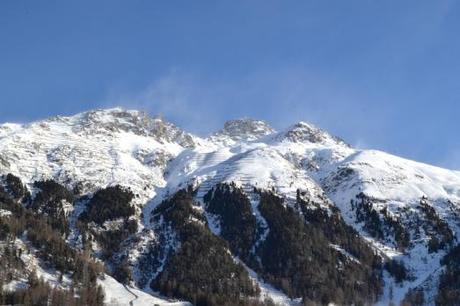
[0,107,459,306]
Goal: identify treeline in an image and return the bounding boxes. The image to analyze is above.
[77,185,138,282]
[30,179,74,237]
[296,190,382,273]
[418,198,454,253]
[298,191,410,286]
[353,193,410,251]
[353,193,454,255]
[4,173,30,201]
[204,183,258,264]
[150,188,260,306]
[255,191,382,305]
[202,184,384,305]
[0,174,105,306]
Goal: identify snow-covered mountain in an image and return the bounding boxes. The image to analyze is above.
[1,107,459,306]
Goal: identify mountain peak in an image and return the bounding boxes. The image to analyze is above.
[279,121,350,147]
[34,107,197,148]
[1,107,460,305]
[211,118,275,143]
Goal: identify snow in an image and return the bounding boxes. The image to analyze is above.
[317,149,460,305]
[2,247,191,306]
[249,193,270,255]
[338,150,460,203]
[0,209,12,217]
[330,244,361,264]
[99,275,191,306]
[0,109,192,209]
[235,258,302,306]
[0,237,74,293]
[204,211,221,235]
[3,108,460,304]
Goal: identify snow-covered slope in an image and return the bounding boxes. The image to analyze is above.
[320,150,460,304]
[1,107,460,305]
[0,108,200,208]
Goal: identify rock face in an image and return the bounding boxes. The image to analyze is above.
[210,118,275,144]
[1,107,460,305]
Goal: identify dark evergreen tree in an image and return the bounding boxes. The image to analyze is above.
[0,175,105,306]
[204,183,258,261]
[30,180,74,236]
[79,185,135,225]
[436,244,460,305]
[151,188,259,306]
[256,191,383,305]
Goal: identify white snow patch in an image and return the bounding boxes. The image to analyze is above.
[99,274,191,306]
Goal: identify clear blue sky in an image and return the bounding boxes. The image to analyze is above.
[1,1,459,168]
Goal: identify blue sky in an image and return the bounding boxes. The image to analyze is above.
[1,1,459,169]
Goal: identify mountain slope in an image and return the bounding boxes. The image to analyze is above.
[0,108,459,305]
